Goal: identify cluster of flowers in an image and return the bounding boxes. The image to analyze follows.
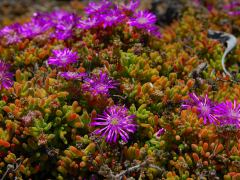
[0,10,78,44]
[182,93,240,128]
[79,0,161,37]
[47,47,136,143]
[0,47,137,144]
[47,48,117,96]
[224,1,240,16]
[0,0,161,45]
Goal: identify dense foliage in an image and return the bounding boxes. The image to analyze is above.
[0,0,239,179]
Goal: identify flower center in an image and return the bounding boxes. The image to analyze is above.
[68,72,76,77]
[105,16,113,21]
[93,4,102,10]
[111,118,119,125]
[96,83,107,91]
[61,57,68,63]
[201,105,209,114]
[88,21,95,26]
[137,17,148,24]
[33,25,41,33]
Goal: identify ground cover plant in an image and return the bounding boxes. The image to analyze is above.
[0,0,239,179]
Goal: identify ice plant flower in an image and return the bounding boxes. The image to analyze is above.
[128,11,161,37]
[48,48,79,67]
[52,29,73,40]
[0,23,22,45]
[91,105,137,143]
[82,72,118,96]
[182,93,218,125]
[18,20,50,38]
[0,26,14,37]
[85,0,112,15]
[147,25,162,38]
[51,14,77,40]
[0,61,14,90]
[213,100,240,128]
[77,17,99,30]
[49,10,73,24]
[0,23,20,37]
[128,11,157,29]
[224,2,240,16]
[58,72,87,80]
[32,12,53,28]
[100,10,125,28]
[154,128,165,139]
[119,0,140,12]
[4,33,22,45]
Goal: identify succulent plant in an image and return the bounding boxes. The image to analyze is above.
[0,0,239,179]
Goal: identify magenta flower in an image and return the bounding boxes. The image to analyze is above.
[100,10,125,28]
[182,93,218,125]
[4,32,21,45]
[18,20,50,38]
[0,61,14,90]
[82,72,118,96]
[31,10,78,40]
[49,10,73,24]
[85,1,112,15]
[119,0,140,12]
[77,17,99,30]
[224,2,240,16]
[154,128,165,139]
[0,23,22,45]
[58,72,87,80]
[0,26,14,37]
[51,30,73,40]
[128,11,157,29]
[51,14,77,40]
[48,48,79,67]
[32,12,53,27]
[54,14,76,31]
[147,25,162,38]
[91,105,137,143]
[128,11,161,37]
[32,10,74,27]
[0,23,20,37]
[213,100,240,128]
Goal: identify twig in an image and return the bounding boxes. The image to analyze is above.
[0,165,12,180]
[112,95,127,100]
[215,77,240,84]
[99,159,164,180]
[1,159,22,180]
[114,161,147,179]
[189,62,208,78]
